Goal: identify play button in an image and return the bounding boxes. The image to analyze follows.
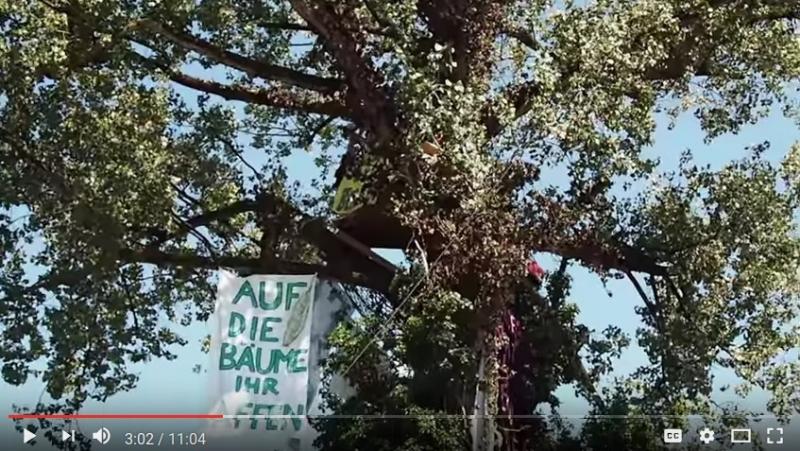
[23,428,36,444]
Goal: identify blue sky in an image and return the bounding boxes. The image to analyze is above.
[2,86,799,447]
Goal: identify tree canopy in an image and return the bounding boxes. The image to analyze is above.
[1,0,799,449]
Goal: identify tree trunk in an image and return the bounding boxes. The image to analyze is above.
[471,331,497,451]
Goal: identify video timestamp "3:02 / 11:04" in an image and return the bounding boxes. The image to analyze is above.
[123,432,207,446]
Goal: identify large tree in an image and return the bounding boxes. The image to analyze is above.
[1,0,799,449]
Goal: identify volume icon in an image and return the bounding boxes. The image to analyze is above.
[92,427,111,444]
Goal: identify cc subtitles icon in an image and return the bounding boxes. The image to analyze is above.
[664,429,683,444]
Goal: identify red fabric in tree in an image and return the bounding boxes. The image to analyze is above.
[526,260,544,283]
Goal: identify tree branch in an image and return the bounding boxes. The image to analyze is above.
[626,270,658,315]
[289,0,398,145]
[484,1,799,138]
[119,248,389,292]
[137,198,256,249]
[140,56,350,117]
[37,1,351,118]
[168,211,219,257]
[256,190,398,293]
[219,137,263,182]
[504,27,538,51]
[185,200,257,230]
[38,1,342,93]
[0,128,72,197]
[363,0,402,38]
[418,0,511,83]
[535,238,670,277]
[258,21,313,32]
[139,191,396,294]
[139,20,344,93]
[484,80,540,138]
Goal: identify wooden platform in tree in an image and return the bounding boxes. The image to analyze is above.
[335,204,412,250]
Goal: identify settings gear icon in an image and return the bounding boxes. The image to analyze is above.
[699,427,715,445]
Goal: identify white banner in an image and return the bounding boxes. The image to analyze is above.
[206,272,355,450]
[207,271,318,450]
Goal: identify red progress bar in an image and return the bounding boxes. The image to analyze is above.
[7,414,224,420]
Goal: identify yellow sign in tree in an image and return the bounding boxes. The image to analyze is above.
[331,177,364,215]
